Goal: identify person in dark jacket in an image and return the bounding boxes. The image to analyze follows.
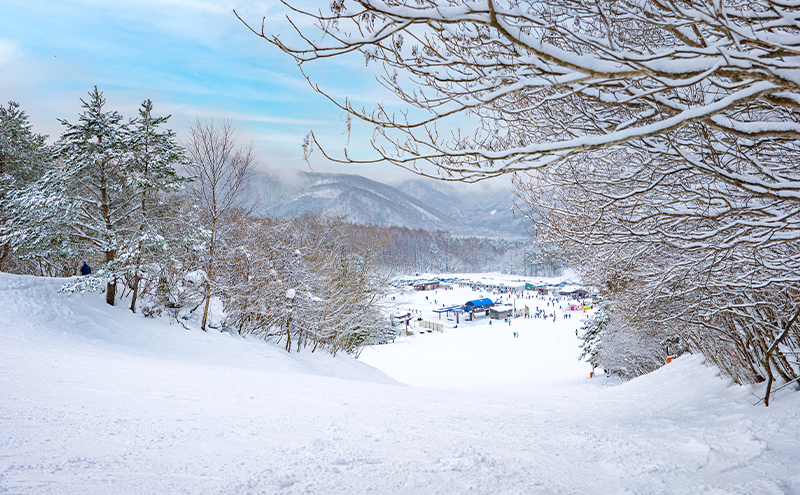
[80,262,91,276]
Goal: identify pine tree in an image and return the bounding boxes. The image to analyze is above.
[579,301,609,371]
[0,101,51,265]
[126,99,187,313]
[54,87,136,305]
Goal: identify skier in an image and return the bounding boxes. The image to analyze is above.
[80,261,91,276]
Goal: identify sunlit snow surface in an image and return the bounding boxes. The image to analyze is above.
[1,272,799,494]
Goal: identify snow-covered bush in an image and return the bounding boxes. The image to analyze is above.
[217,214,393,356]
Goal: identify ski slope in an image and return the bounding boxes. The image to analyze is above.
[1,272,799,494]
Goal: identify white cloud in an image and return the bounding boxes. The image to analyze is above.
[189,108,329,126]
[0,38,21,67]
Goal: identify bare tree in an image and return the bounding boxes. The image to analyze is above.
[218,214,392,356]
[243,1,800,182]
[513,155,800,401]
[184,118,256,331]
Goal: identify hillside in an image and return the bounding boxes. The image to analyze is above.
[1,272,799,494]
[244,171,528,237]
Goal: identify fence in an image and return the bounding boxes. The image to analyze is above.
[420,320,444,332]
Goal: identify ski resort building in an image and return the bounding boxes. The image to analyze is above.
[558,286,588,299]
[463,298,494,313]
[413,280,440,291]
[489,305,515,320]
[456,278,525,293]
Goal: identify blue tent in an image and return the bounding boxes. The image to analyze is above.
[464,298,494,312]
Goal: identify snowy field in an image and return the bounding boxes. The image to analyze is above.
[1,272,799,494]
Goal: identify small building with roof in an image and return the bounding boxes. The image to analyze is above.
[558,285,588,299]
[463,298,494,313]
[413,280,441,291]
[489,305,515,320]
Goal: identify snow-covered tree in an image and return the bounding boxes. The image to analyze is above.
[1,93,195,294]
[2,88,142,287]
[1,171,76,276]
[125,99,188,313]
[578,301,608,372]
[53,87,137,305]
[0,101,51,268]
[184,118,256,331]
[251,0,800,181]
[513,149,800,400]
[219,214,392,356]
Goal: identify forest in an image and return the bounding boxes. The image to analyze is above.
[0,90,393,355]
[0,90,556,357]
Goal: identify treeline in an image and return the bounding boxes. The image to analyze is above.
[0,89,391,356]
[335,225,562,277]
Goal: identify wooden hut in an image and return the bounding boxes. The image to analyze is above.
[489,305,514,319]
[413,280,441,291]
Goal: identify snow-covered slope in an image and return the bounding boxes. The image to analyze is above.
[1,272,799,494]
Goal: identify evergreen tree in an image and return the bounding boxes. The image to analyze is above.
[125,99,188,313]
[54,87,136,305]
[579,301,609,371]
[0,101,51,265]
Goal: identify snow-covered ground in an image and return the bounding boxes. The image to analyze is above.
[1,272,799,494]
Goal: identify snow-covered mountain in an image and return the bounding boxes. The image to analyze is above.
[395,178,527,235]
[245,171,528,236]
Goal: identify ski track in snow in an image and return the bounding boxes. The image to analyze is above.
[1,272,799,494]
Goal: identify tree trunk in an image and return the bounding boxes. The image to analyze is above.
[130,273,141,313]
[0,241,10,263]
[200,222,216,331]
[285,316,292,352]
[763,310,800,406]
[105,248,116,306]
[100,156,116,306]
[200,290,212,332]
[130,152,150,314]
[106,281,116,306]
[764,354,775,407]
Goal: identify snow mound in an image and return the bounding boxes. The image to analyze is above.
[0,272,395,385]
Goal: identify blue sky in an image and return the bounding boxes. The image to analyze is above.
[0,0,426,184]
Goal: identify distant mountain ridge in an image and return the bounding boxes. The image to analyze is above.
[244,171,528,237]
